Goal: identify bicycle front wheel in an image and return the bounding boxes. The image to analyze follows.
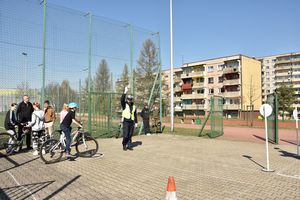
[0,132,17,156]
[75,135,99,157]
[39,139,63,164]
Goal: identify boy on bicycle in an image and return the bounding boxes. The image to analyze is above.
[60,102,82,159]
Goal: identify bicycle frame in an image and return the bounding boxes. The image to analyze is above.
[59,128,88,151]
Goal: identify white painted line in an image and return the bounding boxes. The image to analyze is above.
[7,171,37,200]
[276,172,300,180]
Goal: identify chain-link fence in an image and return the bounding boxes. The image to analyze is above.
[0,0,162,134]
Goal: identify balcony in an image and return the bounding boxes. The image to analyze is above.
[174,107,182,112]
[182,83,192,90]
[174,86,182,92]
[189,71,204,78]
[181,71,204,79]
[276,57,300,65]
[223,79,241,86]
[174,77,182,83]
[223,91,241,98]
[174,96,181,102]
[192,82,205,88]
[181,93,205,99]
[223,67,240,74]
[223,104,241,110]
[182,104,205,110]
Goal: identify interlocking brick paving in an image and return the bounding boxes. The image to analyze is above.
[0,134,299,199]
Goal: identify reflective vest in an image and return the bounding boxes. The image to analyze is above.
[122,104,136,121]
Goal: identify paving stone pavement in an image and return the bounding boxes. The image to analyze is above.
[0,134,299,200]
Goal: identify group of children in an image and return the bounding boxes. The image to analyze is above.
[4,96,81,158]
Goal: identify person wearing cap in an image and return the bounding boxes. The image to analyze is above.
[140,103,150,135]
[120,86,138,151]
[44,100,56,138]
[60,102,82,159]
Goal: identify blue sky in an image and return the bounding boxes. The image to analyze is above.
[1,0,300,90]
[49,0,300,69]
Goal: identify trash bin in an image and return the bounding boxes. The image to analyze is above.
[196,118,201,125]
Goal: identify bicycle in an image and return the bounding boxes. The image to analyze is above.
[39,127,99,164]
[0,125,47,156]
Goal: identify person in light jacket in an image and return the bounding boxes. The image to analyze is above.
[26,102,45,156]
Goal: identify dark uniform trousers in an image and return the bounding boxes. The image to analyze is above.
[122,120,134,147]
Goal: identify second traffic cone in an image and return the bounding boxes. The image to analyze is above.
[166,176,177,200]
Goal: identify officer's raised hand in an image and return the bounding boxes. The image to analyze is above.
[124,86,129,94]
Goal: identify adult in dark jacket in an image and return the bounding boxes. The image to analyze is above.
[4,103,18,135]
[16,95,34,150]
[121,86,138,151]
[140,103,150,135]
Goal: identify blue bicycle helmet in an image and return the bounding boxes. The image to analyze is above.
[68,102,78,108]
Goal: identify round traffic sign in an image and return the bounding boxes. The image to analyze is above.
[293,108,298,120]
[260,104,272,117]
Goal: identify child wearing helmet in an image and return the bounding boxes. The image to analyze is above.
[60,102,82,159]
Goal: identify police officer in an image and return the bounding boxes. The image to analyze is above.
[121,86,137,151]
[140,103,150,135]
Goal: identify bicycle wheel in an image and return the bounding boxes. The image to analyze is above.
[0,132,17,156]
[75,135,99,157]
[39,139,63,164]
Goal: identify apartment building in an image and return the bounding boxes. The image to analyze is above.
[259,51,300,106]
[163,54,262,118]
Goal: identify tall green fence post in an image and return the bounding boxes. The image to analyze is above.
[87,12,92,133]
[158,32,163,132]
[41,0,47,104]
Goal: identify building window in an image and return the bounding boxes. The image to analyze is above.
[266,72,269,75]
[266,78,270,81]
[197,89,204,94]
[218,76,223,83]
[218,88,224,93]
[208,66,214,72]
[208,77,214,84]
[209,88,214,94]
[218,65,224,71]
[266,66,269,69]
[265,60,269,64]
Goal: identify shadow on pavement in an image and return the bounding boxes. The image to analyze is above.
[0,154,39,174]
[0,180,54,200]
[242,155,264,169]
[280,139,297,146]
[275,148,300,160]
[131,141,142,148]
[44,175,81,200]
[252,135,275,144]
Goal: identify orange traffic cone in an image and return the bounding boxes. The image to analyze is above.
[165,176,177,200]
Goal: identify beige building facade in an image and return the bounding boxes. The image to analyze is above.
[163,54,262,118]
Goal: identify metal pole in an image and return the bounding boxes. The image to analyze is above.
[295,106,299,155]
[158,32,163,132]
[41,0,46,105]
[129,24,134,95]
[79,79,82,120]
[262,106,274,172]
[170,0,174,132]
[87,12,92,133]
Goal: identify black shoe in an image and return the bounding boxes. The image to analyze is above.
[127,146,133,151]
[66,153,76,159]
[123,146,127,151]
[26,147,33,151]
